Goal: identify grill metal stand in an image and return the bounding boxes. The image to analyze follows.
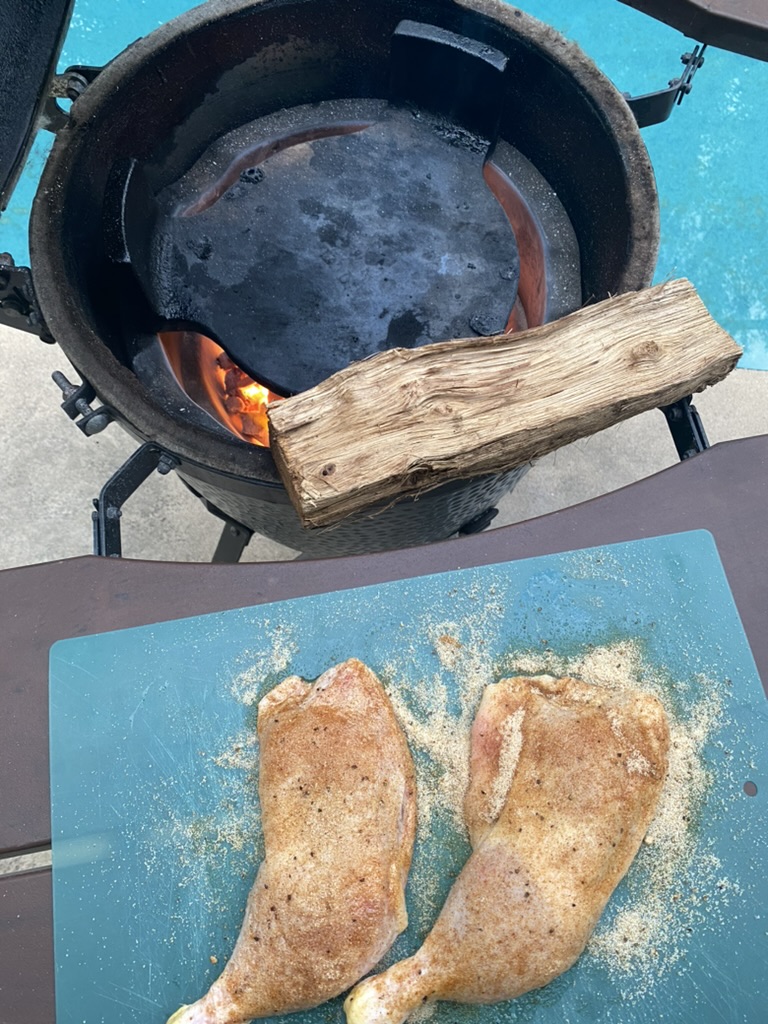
[79,390,710,562]
[89,440,258,563]
[90,443,177,559]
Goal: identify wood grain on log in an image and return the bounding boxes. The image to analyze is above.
[267,280,742,529]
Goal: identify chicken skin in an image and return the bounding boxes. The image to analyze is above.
[167,659,417,1024]
[345,675,669,1024]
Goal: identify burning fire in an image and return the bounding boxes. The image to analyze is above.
[159,332,283,447]
[217,351,283,447]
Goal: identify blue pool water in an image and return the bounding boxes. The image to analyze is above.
[2,0,766,368]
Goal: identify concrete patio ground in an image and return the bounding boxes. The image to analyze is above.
[1,321,766,571]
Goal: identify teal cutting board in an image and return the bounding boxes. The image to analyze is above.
[49,531,767,1024]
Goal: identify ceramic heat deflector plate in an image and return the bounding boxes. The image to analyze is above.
[49,531,767,1024]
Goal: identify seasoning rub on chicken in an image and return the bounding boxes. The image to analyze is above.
[345,674,669,1024]
[167,658,417,1024]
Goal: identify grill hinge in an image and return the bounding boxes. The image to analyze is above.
[625,45,707,128]
[52,370,115,436]
[40,65,103,133]
[0,255,52,339]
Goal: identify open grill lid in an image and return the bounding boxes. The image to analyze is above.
[619,0,768,61]
[0,0,74,214]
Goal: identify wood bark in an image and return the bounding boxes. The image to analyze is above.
[267,279,742,529]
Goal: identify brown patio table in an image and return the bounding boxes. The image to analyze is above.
[1,434,767,1024]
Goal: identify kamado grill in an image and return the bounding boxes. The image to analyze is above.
[1,0,767,560]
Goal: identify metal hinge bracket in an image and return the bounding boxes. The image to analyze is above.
[0,254,52,338]
[625,45,707,128]
[52,370,115,436]
[40,65,103,133]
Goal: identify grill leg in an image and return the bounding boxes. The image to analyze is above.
[661,396,709,461]
[178,480,255,563]
[458,507,499,535]
[212,519,254,563]
[92,442,177,557]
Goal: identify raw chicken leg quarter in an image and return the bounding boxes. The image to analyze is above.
[167,658,417,1024]
[345,674,670,1024]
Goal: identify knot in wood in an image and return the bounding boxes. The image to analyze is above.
[627,340,662,367]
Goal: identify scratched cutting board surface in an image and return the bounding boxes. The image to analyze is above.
[50,531,767,1024]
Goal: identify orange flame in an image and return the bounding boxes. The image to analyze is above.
[159,332,283,447]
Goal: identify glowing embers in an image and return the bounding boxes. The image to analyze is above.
[159,332,283,447]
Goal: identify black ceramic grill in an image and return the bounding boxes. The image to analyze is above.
[1,0,766,559]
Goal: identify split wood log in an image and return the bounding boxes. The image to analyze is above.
[267,279,741,529]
